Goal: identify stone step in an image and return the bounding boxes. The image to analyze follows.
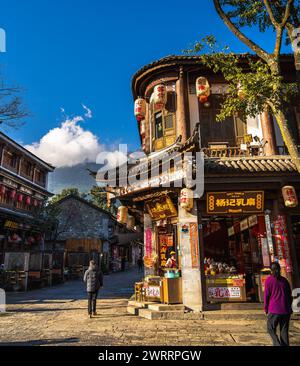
[147,304,186,312]
[127,300,157,308]
[127,306,139,315]
[139,308,186,320]
[220,303,264,311]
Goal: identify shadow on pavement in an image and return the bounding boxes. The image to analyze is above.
[0,337,80,346]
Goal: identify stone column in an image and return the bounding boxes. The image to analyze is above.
[178,204,204,312]
[260,111,277,155]
[176,67,188,143]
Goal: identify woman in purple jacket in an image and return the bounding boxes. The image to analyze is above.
[264,262,293,346]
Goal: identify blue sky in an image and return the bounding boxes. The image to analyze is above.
[0,0,293,166]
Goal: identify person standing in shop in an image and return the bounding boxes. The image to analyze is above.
[264,262,293,346]
[166,251,177,269]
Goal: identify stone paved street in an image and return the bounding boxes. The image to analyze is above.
[0,268,300,346]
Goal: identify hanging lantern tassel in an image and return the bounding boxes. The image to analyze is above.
[196,77,210,103]
[117,206,128,224]
[180,188,194,211]
[282,186,298,208]
[134,98,146,122]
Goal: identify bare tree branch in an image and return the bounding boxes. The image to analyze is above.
[213,0,270,62]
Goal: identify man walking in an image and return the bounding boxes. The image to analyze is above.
[264,262,293,346]
[84,260,103,318]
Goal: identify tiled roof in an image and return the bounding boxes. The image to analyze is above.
[132,54,294,95]
[204,156,297,174]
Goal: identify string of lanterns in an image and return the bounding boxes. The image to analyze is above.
[0,184,42,207]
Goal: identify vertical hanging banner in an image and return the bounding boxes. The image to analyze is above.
[190,223,200,269]
[273,215,293,273]
[145,228,152,258]
[265,214,274,261]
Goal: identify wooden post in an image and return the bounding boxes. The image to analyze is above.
[144,102,151,154]
[176,66,188,143]
[260,111,278,155]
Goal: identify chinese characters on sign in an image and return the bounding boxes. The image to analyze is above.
[208,287,241,299]
[207,191,264,214]
[159,235,168,269]
[190,223,200,269]
[146,195,177,220]
[145,228,152,257]
[273,215,293,273]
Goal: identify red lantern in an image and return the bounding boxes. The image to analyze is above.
[0,185,6,195]
[153,84,167,109]
[134,98,146,122]
[33,199,39,207]
[25,196,31,206]
[10,190,17,200]
[196,77,211,103]
[17,194,24,203]
[282,186,298,208]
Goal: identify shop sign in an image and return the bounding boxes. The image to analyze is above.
[240,219,248,232]
[228,226,234,237]
[265,214,274,260]
[207,191,264,215]
[4,220,21,229]
[20,186,33,195]
[190,223,200,269]
[273,215,293,273]
[248,215,258,228]
[159,236,168,268]
[208,286,241,299]
[146,195,177,221]
[145,228,152,257]
[2,178,18,188]
[145,285,161,301]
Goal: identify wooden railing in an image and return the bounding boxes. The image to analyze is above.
[202,146,264,158]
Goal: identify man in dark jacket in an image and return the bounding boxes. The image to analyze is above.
[83,260,103,318]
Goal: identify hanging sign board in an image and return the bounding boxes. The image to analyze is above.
[146,195,177,221]
[207,191,264,215]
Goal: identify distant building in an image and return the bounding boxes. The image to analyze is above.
[55,195,143,274]
[0,131,55,290]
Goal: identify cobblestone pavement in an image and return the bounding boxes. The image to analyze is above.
[1,268,300,346]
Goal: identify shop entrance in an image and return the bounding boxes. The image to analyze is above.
[157,224,178,276]
[202,214,270,303]
[290,215,300,285]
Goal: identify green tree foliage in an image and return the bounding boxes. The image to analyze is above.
[50,187,87,204]
[90,185,117,216]
[185,1,300,172]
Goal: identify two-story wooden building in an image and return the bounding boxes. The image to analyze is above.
[0,131,55,290]
[100,54,300,311]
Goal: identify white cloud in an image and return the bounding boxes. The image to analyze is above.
[25,106,129,169]
[82,104,93,119]
[25,107,101,168]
